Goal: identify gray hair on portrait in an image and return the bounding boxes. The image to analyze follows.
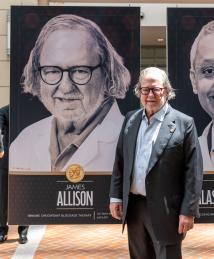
[190,20,214,93]
[134,67,175,100]
[21,14,131,100]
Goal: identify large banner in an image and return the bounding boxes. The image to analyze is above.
[9,6,140,224]
[168,8,214,222]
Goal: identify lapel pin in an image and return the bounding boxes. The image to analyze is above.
[168,123,176,133]
[169,127,176,133]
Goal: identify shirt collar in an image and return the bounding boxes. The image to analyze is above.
[142,102,169,122]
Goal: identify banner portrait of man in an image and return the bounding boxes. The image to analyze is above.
[10,13,131,173]
[190,20,214,172]
[168,8,214,222]
[9,6,140,224]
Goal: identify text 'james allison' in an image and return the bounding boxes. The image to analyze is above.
[57,191,93,207]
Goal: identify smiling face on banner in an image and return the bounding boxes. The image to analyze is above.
[191,33,214,120]
[39,29,106,131]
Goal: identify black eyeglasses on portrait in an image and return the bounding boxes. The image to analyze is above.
[140,87,165,96]
[38,64,101,85]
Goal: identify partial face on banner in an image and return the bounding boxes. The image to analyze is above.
[191,31,214,120]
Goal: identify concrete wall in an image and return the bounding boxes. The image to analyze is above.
[0,0,37,107]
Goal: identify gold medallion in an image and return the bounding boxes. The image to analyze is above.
[66,164,85,183]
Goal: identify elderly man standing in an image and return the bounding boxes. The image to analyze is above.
[9,14,131,173]
[110,67,203,259]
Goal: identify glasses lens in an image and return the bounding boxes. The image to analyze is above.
[70,67,91,85]
[141,87,163,95]
[141,88,150,95]
[153,88,162,95]
[40,67,61,84]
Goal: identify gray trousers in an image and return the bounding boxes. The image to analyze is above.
[126,194,182,259]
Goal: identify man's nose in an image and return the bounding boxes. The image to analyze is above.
[58,71,76,93]
[148,89,155,97]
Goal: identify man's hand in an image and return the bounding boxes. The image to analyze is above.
[109,202,123,220]
[0,151,4,158]
[178,215,194,234]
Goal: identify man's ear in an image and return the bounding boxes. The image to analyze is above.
[190,69,198,94]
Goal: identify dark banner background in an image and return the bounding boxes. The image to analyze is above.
[9,175,115,224]
[168,8,214,223]
[9,6,140,224]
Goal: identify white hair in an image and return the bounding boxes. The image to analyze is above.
[134,67,175,100]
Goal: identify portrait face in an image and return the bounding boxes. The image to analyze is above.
[39,29,105,131]
[193,33,214,120]
[139,73,167,116]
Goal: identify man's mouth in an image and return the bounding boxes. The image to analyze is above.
[146,99,156,103]
[55,96,83,101]
[54,98,83,110]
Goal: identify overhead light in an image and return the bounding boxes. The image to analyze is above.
[157,38,164,42]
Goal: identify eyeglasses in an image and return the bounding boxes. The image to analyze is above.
[140,87,165,96]
[38,64,101,85]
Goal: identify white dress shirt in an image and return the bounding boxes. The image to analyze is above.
[130,102,168,196]
[199,121,214,171]
[111,102,168,202]
[10,102,123,172]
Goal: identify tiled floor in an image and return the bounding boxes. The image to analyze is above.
[0,226,21,259]
[0,224,214,259]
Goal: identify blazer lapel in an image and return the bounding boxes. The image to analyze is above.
[125,109,143,175]
[147,106,176,174]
